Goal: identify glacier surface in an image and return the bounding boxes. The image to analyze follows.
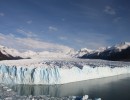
[0,58,130,84]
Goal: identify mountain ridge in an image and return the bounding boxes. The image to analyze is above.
[1,42,130,61]
[81,42,130,61]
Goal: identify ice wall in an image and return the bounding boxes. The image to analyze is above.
[0,60,130,85]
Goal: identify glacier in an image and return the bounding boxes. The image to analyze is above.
[0,58,130,85]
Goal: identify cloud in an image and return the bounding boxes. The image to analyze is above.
[0,13,4,16]
[17,38,72,52]
[0,35,5,40]
[61,18,65,21]
[48,26,58,32]
[27,20,32,24]
[59,36,67,40]
[104,6,116,15]
[74,39,84,43]
[74,33,112,49]
[0,33,72,53]
[114,17,121,22]
[16,29,37,38]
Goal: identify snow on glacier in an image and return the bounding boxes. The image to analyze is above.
[0,58,130,84]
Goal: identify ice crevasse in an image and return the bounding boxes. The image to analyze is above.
[0,59,130,85]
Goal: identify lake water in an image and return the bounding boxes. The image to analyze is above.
[9,74,130,100]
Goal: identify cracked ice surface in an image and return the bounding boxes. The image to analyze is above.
[0,58,130,84]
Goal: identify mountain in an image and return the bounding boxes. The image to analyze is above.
[0,45,74,60]
[0,45,22,60]
[81,42,130,61]
[1,42,130,61]
[72,48,92,57]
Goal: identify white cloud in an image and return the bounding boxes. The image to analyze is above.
[17,38,71,52]
[104,6,116,15]
[16,29,37,38]
[0,33,72,52]
[48,26,58,32]
[59,36,67,40]
[0,13,4,16]
[27,20,32,24]
[0,35,5,40]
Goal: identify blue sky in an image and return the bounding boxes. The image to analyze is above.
[0,0,130,51]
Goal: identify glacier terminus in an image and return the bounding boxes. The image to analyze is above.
[0,58,130,85]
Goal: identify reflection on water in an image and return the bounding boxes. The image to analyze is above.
[9,74,130,100]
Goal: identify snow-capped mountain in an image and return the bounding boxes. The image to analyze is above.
[1,42,130,61]
[0,45,74,60]
[0,45,22,60]
[82,42,130,61]
[73,48,92,57]
[107,42,130,52]
[22,50,38,58]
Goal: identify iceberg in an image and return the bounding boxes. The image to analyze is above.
[0,58,130,84]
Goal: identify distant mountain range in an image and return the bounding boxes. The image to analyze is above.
[81,42,130,61]
[0,45,73,60]
[1,42,130,61]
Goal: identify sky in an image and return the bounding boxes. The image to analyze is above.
[0,0,130,52]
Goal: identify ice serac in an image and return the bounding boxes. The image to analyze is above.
[0,59,130,85]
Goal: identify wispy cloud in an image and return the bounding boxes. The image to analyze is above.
[27,20,32,24]
[74,33,112,49]
[0,35,5,41]
[48,26,58,32]
[0,33,72,52]
[114,17,121,22]
[71,3,99,18]
[104,6,116,15]
[61,18,65,21]
[74,39,84,43]
[17,38,71,52]
[0,12,4,16]
[59,36,67,40]
[16,29,37,38]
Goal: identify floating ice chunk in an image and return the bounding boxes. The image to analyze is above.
[4,97,13,100]
[7,89,12,91]
[71,96,77,99]
[3,86,8,89]
[82,95,89,100]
